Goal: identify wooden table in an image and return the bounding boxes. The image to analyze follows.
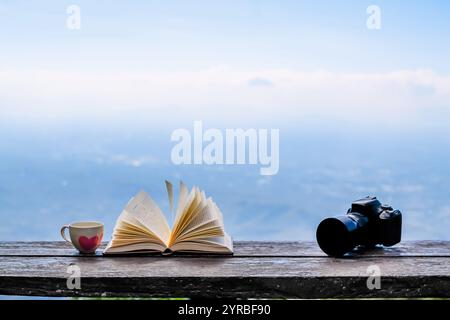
[0,241,449,298]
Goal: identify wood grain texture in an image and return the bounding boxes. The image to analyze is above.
[1,241,449,257]
[0,241,449,298]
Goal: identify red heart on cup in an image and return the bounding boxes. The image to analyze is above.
[79,235,101,251]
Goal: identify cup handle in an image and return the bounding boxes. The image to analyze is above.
[60,225,71,244]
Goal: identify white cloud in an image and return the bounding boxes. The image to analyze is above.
[1,67,449,125]
[247,77,274,87]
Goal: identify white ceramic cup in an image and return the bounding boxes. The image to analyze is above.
[60,221,104,254]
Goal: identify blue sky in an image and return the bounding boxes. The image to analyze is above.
[1,0,450,72]
[0,1,450,128]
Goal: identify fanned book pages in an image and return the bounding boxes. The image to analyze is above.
[103,181,233,255]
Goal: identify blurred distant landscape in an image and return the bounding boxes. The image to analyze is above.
[1,123,449,242]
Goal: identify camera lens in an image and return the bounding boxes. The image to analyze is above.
[316,215,368,256]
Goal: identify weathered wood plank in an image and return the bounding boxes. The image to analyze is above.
[0,241,449,298]
[0,256,449,298]
[1,241,449,257]
[2,256,450,277]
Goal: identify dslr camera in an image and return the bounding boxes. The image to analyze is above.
[316,196,402,257]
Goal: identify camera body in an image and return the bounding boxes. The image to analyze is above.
[316,196,402,257]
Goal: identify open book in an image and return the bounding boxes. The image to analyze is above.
[103,181,233,255]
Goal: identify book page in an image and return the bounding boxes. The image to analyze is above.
[170,186,199,244]
[176,221,224,240]
[174,188,204,235]
[174,199,223,241]
[103,209,167,254]
[165,180,174,218]
[173,181,189,226]
[170,234,233,254]
[125,190,171,245]
[104,242,166,254]
[169,186,232,254]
